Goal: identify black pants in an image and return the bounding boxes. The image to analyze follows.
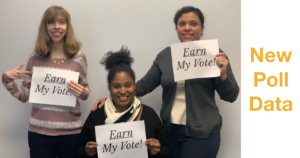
[28,131,79,158]
[168,124,220,158]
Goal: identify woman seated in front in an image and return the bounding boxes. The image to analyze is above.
[75,47,171,158]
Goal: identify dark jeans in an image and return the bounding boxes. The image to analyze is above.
[168,123,220,158]
[28,131,79,158]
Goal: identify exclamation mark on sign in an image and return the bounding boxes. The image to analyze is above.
[214,57,216,66]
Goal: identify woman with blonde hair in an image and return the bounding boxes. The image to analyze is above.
[2,6,89,158]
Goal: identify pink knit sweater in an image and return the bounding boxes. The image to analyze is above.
[2,52,89,136]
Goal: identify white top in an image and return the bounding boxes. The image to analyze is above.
[171,80,186,125]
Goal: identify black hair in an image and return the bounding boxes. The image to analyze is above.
[174,6,205,29]
[100,46,135,85]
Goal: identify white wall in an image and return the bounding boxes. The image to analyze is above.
[0,0,240,157]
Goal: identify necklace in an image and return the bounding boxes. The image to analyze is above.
[50,56,66,65]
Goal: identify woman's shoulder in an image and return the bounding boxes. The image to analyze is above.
[142,104,155,112]
[92,106,104,114]
[25,51,46,69]
[88,106,105,119]
[82,107,105,128]
[73,51,87,59]
[157,47,171,56]
[161,46,171,53]
[71,51,88,68]
[219,48,223,53]
[141,104,159,118]
[154,47,172,63]
[30,51,41,57]
[29,51,46,60]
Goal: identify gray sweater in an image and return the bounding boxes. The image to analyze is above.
[136,47,239,138]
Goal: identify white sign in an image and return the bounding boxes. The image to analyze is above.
[29,67,79,107]
[171,39,220,82]
[95,121,148,158]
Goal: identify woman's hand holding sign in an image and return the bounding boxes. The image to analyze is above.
[5,63,30,79]
[145,138,161,155]
[68,80,86,99]
[85,141,98,157]
[215,52,228,81]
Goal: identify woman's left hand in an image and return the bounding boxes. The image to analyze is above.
[145,138,160,155]
[216,52,228,81]
[68,80,86,99]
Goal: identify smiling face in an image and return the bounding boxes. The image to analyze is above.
[109,72,136,112]
[47,16,67,43]
[176,12,203,42]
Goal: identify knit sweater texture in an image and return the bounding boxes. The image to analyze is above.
[2,52,89,136]
[136,47,239,138]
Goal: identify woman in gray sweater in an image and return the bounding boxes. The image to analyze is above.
[92,6,239,158]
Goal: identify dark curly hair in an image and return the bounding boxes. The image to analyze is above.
[174,6,204,29]
[100,46,135,85]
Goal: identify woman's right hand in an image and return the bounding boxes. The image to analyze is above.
[145,138,161,155]
[5,64,30,79]
[90,98,106,111]
[85,141,98,157]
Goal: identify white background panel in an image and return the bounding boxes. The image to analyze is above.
[242,0,299,157]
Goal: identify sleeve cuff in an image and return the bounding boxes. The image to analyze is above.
[80,87,89,100]
[2,72,14,85]
[219,76,234,91]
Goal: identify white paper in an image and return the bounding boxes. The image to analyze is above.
[29,67,79,107]
[95,121,148,158]
[171,39,220,82]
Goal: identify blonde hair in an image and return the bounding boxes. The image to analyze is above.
[34,6,81,56]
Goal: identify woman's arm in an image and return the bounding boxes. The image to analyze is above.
[135,53,162,97]
[77,66,90,100]
[148,107,172,158]
[2,63,31,103]
[215,52,239,102]
[68,53,90,100]
[75,112,97,158]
